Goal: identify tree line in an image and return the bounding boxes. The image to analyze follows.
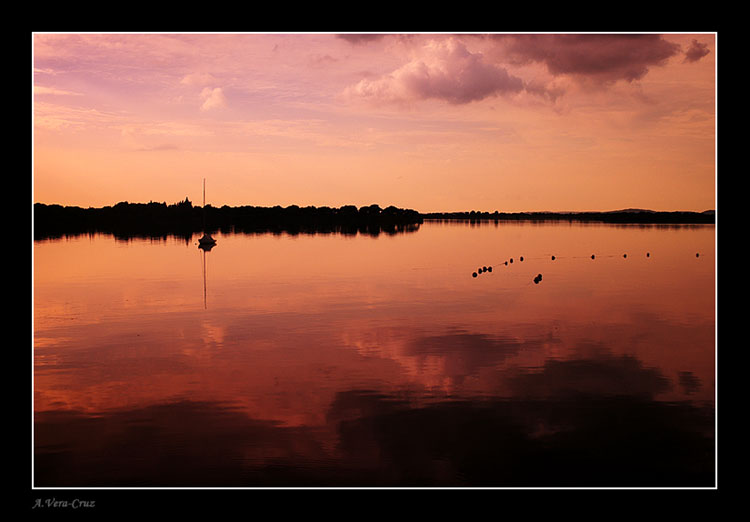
[33,200,715,241]
[33,200,424,240]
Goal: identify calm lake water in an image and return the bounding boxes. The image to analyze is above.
[33,220,716,487]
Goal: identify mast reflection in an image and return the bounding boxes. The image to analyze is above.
[199,241,215,309]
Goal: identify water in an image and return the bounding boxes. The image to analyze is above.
[33,221,716,487]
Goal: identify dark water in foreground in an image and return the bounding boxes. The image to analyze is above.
[33,221,715,487]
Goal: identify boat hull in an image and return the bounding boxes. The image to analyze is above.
[198,234,217,247]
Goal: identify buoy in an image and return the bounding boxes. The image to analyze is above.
[487,266,493,272]
[510,258,513,263]
[591,254,595,259]
[472,272,477,277]
[646,252,650,257]
[696,253,700,257]
[551,256,556,261]
[623,253,627,258]
[504,261,508,266]
[520,256,524,261]
[483,266,487,272]
[537,274,542,280]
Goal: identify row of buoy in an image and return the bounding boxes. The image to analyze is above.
[547,251,701,261]
[472,255,528,277]
[472,266,493,277]
[472,251,703,278]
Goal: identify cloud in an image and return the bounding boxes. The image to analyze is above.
[34,101,124,131]
[34,86,82,96]
[308,53,339,68]
[495,34,682,84]
[684,39,710,63]
[181,73,227,111]
[34,67,59,75]
[336,34,387,45]
[136,143,180,152]
[200,87,227,111]
[345,38,524,105]
[180,72,218,86]
[118,122,211,150]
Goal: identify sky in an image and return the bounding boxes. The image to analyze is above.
[32,33,716,213]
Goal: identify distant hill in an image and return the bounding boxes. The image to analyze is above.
[420,209,715,224]
[605,208,657,213]
[606,208,714,215]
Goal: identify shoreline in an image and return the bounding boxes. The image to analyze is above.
[421,210,715,224]
[33,202,715,240]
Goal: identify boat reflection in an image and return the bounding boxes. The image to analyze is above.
[199,240,214,309]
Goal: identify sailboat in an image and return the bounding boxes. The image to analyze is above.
[198,178,217,249]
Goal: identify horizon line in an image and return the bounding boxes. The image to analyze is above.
[32,201,716,215]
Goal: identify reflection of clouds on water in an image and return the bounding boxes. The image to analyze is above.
[506,352,672,399]
[408,330,526,359]
[325,388,714,487]
[199,319,225,348]
[405,330,532,387]
[337,321,690,401]
[34,347,715,487]
[340,326,546,393]
[678,371,702,395]
[34,400,334,487]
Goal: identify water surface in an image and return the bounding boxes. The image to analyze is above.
[33,221,716,487]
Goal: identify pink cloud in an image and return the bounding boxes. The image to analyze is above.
[345,38,524,105]
[684,39,710,63]
[34,86,83,96]
[181,72,218,87]
[495,34,682,84]
[336,34,387,45]
[200,87,227,111]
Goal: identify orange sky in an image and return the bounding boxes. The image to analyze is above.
[32,33,716,213]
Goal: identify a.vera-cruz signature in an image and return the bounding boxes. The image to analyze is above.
[32,498,96,509]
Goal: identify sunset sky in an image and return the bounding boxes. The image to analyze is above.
[32,33,716,213]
